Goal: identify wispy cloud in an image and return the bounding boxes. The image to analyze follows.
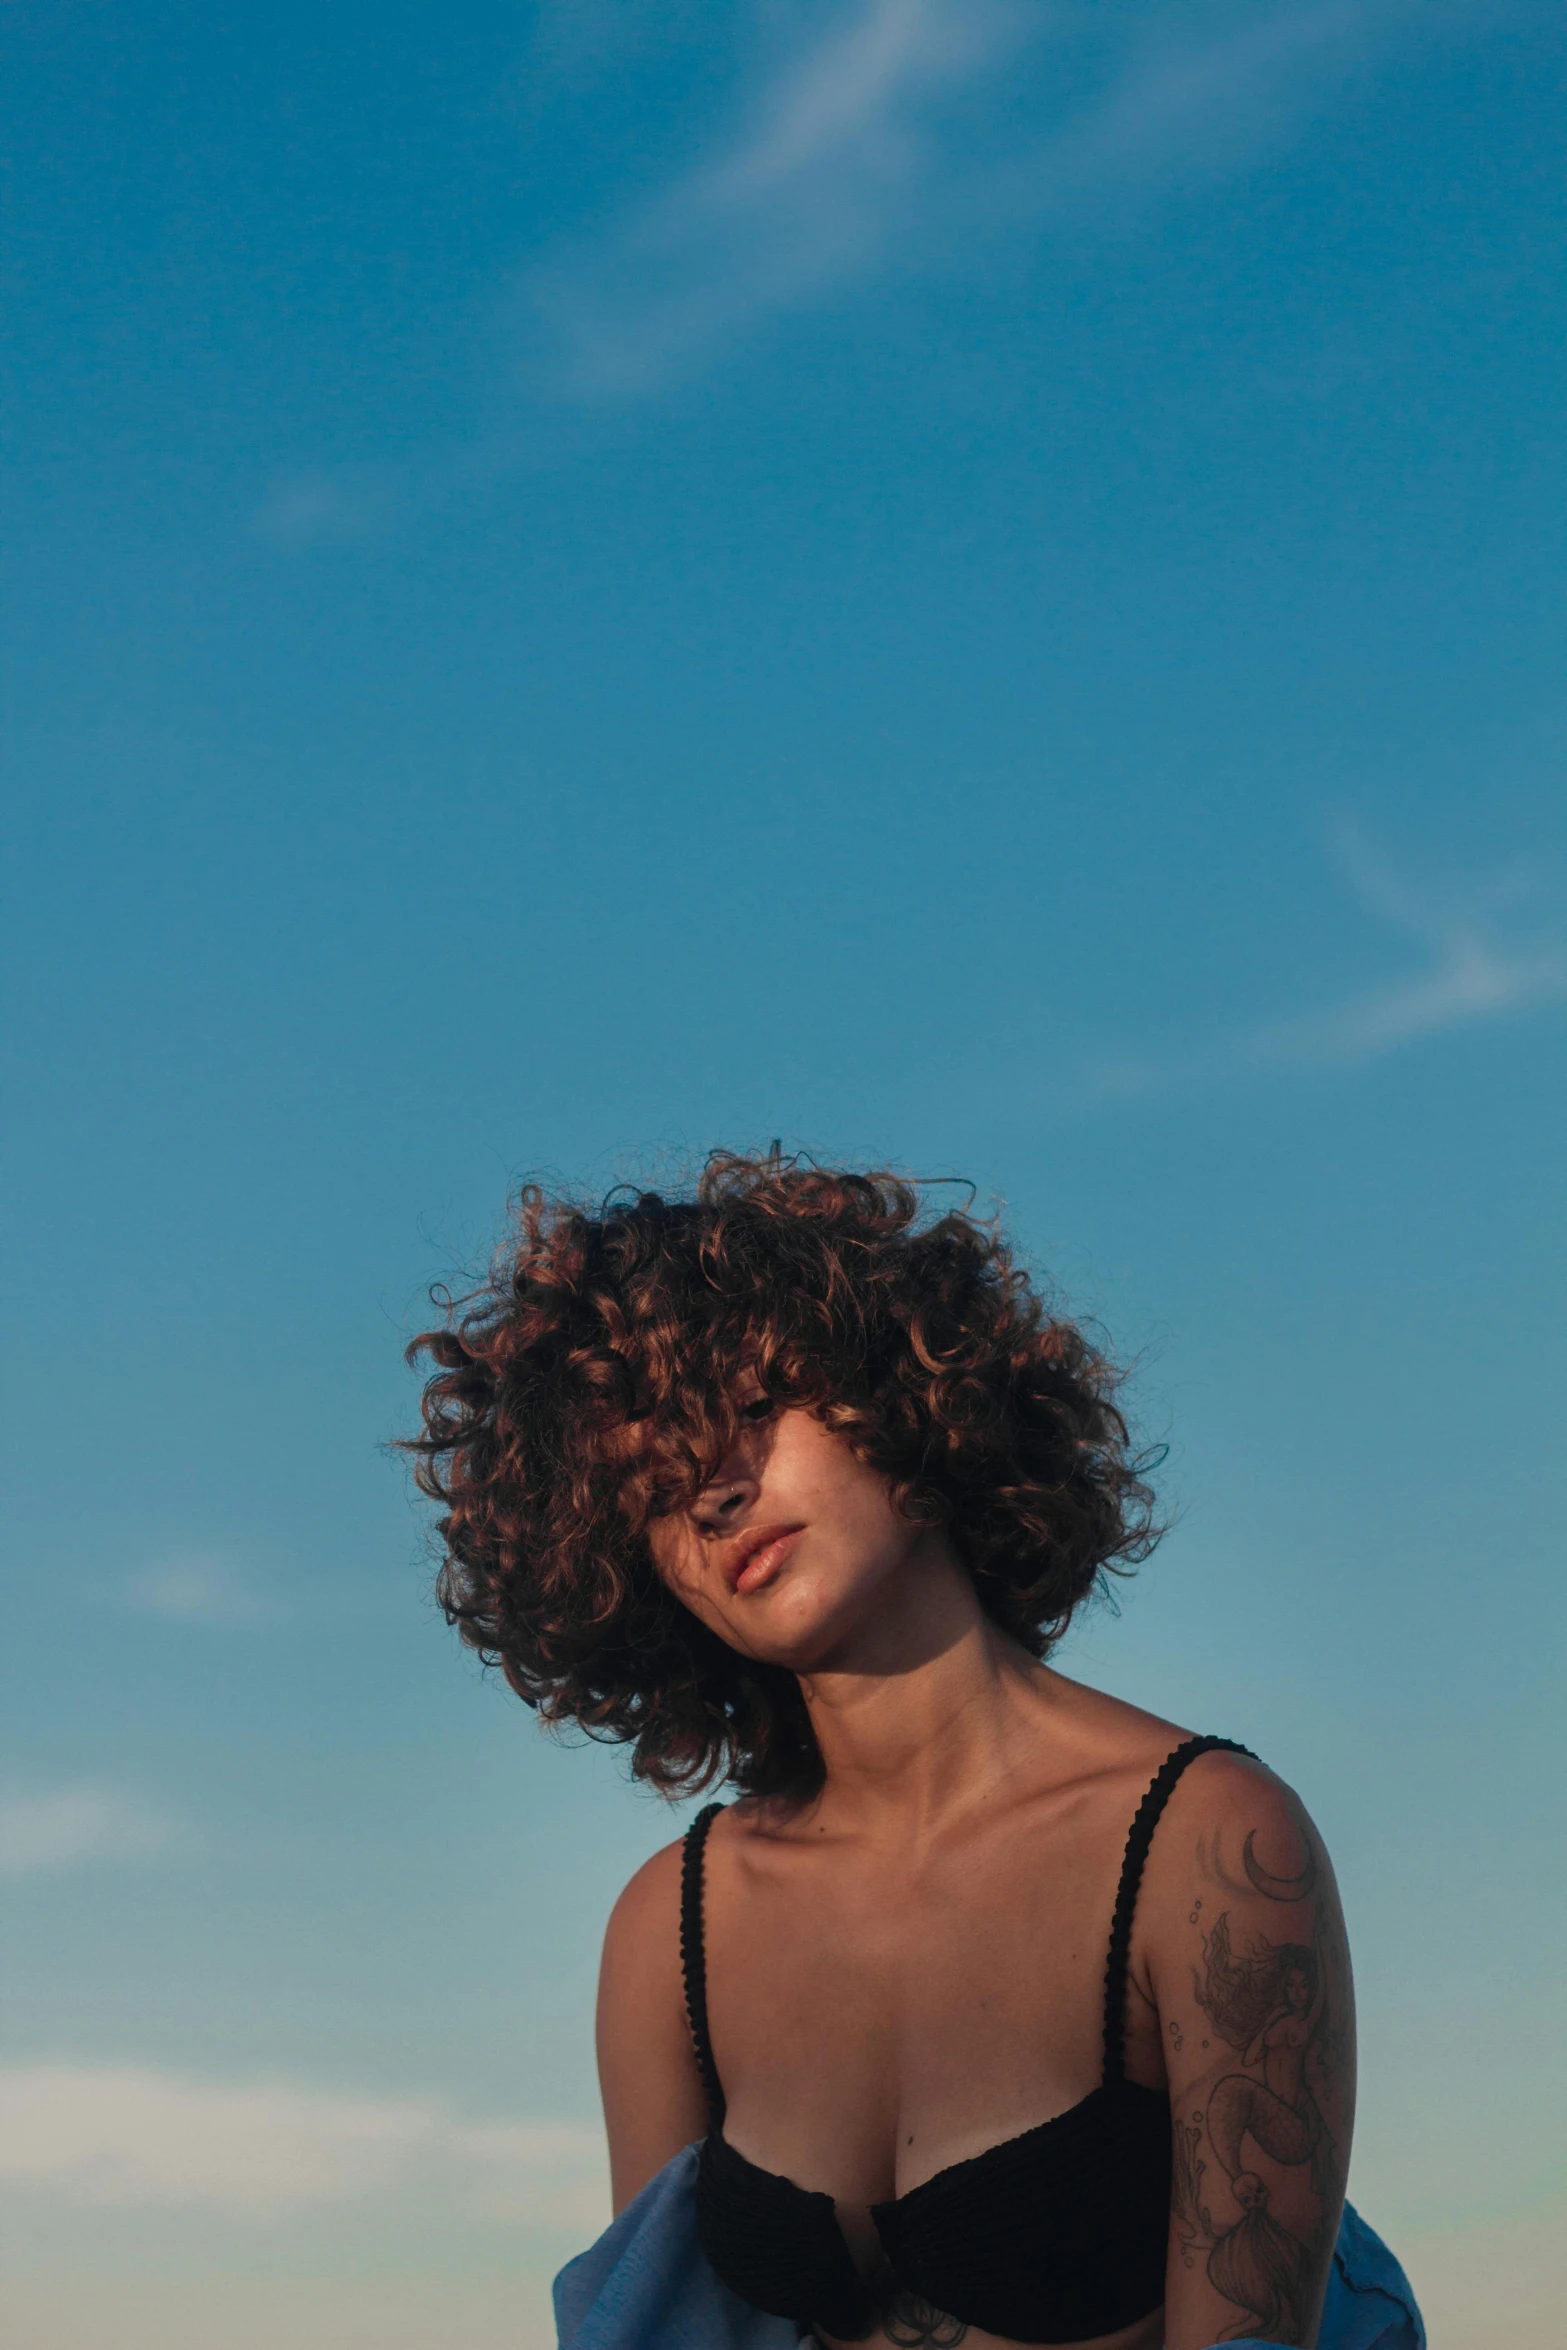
[0,2064,606,2228]
[523,0,1027,398]
[125,1549,280,1626]
[262,0,1408,539]
[1251,817,1567,1065]
[1083,820,1567,1102]
[0,1787,188,1876]
[254,468,391,552]
[1019,0,1378,197]
[517,0,1390,402]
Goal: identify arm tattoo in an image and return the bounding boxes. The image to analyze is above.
[1175,1825,1348,2344]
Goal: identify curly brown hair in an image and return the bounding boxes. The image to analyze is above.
[402,1152,1161,1801]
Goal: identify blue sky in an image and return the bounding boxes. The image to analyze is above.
[3,3,1564,2344]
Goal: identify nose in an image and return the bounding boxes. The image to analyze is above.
[690,1462,758,1537]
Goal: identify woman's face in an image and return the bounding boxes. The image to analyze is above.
[646,1395,941,1671]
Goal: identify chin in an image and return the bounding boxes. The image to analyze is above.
[727,1570,885,1671]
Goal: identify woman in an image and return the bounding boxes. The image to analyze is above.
[406,1155,1420,2350]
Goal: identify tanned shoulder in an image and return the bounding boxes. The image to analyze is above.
[596,1835,708,2212]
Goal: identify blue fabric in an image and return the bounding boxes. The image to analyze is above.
[553,2144,1424,2350]
[1223,2202,1425,2350]
[555,2146,799,2350]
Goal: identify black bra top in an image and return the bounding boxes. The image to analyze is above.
[681,1734,1254,2345]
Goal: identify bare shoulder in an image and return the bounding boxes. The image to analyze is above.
[597,1829,708,2212]
[594,1832,686,2077]
[602,1831,686,1960]
[598,1829,694,2047]
[600,1795,785,1956]
[1145,1746,1334,1911]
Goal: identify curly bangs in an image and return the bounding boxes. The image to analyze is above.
[401,1152,1161,1801]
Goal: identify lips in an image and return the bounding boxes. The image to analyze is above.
[724,1524,804,1596]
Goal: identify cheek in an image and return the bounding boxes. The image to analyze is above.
[782,1416,896,1513]
[645,1515,702,1602]
[822,1453,911,1555]
[645,1517,748,1636]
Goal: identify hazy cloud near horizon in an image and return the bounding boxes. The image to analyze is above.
[124,1550,283,1627]
[0,1788,190,1877]
[0,2062,607,2228]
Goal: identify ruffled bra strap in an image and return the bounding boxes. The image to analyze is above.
[680,1802,728,2121]
[1102,1736,1256,2085]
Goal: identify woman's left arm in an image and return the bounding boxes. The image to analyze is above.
[1149,1760,1357,2350]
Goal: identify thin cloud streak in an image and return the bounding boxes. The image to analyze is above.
[262,0,1409,540]
[1029,0,1376,193]
[0,1787,188,1875]
[1080,825,1567,1104]
[524,0,1028,399]
[0,2064,606,2227]
[518,0,1391,403]
[1241,933,1567,1071]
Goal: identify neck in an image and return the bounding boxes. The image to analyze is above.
[794,1530,1059,1838]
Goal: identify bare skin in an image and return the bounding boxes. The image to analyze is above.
[597,1401,1354,2350]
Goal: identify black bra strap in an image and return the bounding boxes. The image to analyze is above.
[680,1802,727,2121]
[1102,1735,1255,2083]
